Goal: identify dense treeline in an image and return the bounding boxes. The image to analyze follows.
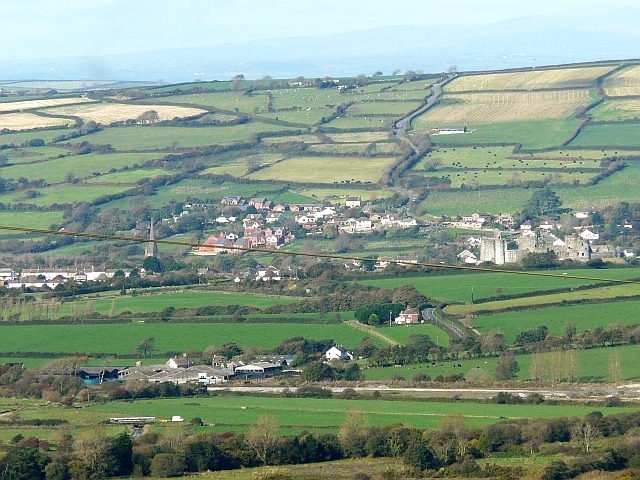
[6,407,640,478]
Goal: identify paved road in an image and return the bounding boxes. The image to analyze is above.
[422,307,465,338]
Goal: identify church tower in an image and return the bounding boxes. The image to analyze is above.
[145,220,159,257]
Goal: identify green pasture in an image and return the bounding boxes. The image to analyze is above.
[570,123,640,148]
[348,101,422,116]
[258,109,329,125]
[388,79,439,91]
[589,99,640,122]
[260,134,322,144]
[433,168,596,189]
[84,168,169,184]
[269,190,317,204]
[294,187,390,204]
[87,395,635,433]
[0,128,75,145]
[420,119,582,150]
[57,290,299,316]
[2,152,164,182]
[359,268,640,304]
[70,124,295,150]
[202,153,287,178]
[0,184,132,206]
[379,324,450,346]
[473,299,640,343]
[325,116,395,129]
[358,91,429,102]
[306,142,401,156]
[247,155,393,183]
[146,91,270,113]
[0,211,64,234]
[0,323,385,355]
[270,88,346,110]
[3,146,72,163]
[446,282,640,315]
[419,146,607,170]
[365,343,640,382]
[421,160,640,215]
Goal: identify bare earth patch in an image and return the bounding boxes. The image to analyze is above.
[42,103,207,124]
[0,97,94,113]
[0,113,75,131]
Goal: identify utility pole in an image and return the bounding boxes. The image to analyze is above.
[471,286,474,304]
[389,310,392,326]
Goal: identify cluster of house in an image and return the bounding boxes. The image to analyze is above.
[66,345,364,386]
[452,211,633,265]
[194,195,420,257]
[0,266,132,289]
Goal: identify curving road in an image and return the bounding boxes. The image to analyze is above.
[422,307,465,338]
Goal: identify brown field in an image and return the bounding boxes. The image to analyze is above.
[0,112,75,131]
[415,89,593,126]
[603,65,640,97]
[43,103,206,124]
[0,97,93,113]
[445,66,613,92]
[326,131,392,143]
[246,155,393,183]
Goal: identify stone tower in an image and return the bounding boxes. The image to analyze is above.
[145,220,159,257]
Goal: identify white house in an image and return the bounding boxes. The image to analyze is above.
[579,229,600,241]
[394,308,420,325]
[457,250,478,264]
[575,212,590,219]
[345,196,361,208]
[166,356,193,369]
[539,220,555,230]
[325,346,354,361]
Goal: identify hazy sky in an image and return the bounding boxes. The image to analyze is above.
[1,0,637,61]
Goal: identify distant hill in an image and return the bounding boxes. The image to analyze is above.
[1,6,639,82]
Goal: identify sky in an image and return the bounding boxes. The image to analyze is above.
[2,0,639,61]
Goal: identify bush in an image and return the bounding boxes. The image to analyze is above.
[150,453,185,478]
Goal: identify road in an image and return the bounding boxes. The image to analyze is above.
[421,308,465,338]
[208,384,640,401]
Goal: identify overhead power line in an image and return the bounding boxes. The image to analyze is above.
[0,224,638,285]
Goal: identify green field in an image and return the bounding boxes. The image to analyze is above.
[58,290,299,316]
[589,99,640,122]
[0,128,75,145]
[152,91,270,113]
[359,268,640,304]
[348,101,422,116]
[67,123,295,150]
[446,281,640,315]
[570,123,640,148]
[0,323,385,355]
[0,211,64,233]
[87,395,635,433]
[422,119,583,150]
[379,324,450,346]
[0,183,132,206]
[473,300,640,343]
[3,146,72,163]
[325,116,395,129]
[1,152,164,182]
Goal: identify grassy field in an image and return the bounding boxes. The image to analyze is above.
[365,343,640,382]
[260,134,323,144]
[0,128,75,145]
[423,119,583,150]
[68,123,295,150]
[569,123,640,148]
[324,116,395,129]
[0,183,132,206]
[0,211,64,233]
[326,132,392,143]
[347,101,422,116]
[359,268,640,304]
[379,324,450,346]
[0,323,385,355]
[84,168,169,184]
[148,91,270,113]
[603,64,640,97]
[202,153,287,177]
[589,99,640,121]
[445,282,640,315]
[4,145,72,163]
[445,66,613,92]
[87,395,635,432]
[415,90,594,127]
[291,187,389,204]
[259,109,330,125]
[1,152,164,182]
[57,290,299,316]
[435,168,596,189]
[247,156,393,183]
[472,300,640,342]
[44,103,205,124]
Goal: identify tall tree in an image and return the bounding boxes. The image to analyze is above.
[524,188,562,216]
[246,414,280,465]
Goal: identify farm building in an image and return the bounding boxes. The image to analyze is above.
[326,346,354,361]
[438,126,467,134]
